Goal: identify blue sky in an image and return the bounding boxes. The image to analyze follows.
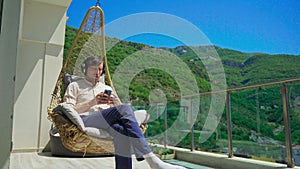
[67,0,300,55]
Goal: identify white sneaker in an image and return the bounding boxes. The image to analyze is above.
[145,153,186,169]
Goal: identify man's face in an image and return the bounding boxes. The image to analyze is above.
[86,62,103,83]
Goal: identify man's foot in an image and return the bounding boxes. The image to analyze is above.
[148,161,186,169]
[144,153,186,169]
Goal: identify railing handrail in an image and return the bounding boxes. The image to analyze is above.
[176,77,300,100]
[149,77,300,168]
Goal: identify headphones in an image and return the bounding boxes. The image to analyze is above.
[81,58,105,76]
[81,61,87,75]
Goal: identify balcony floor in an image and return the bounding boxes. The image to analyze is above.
[10,152,216,169]
[10,152,150,169]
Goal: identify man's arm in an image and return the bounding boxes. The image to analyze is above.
[73,99,97,114]
[63,82,98,114]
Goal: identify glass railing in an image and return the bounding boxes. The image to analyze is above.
[142,77,300,168]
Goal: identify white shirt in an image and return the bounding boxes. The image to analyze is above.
[64,78,113,115]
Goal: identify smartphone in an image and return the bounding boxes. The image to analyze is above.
[104,89,112,96]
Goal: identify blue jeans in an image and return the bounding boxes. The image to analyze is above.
[81,104,151,169]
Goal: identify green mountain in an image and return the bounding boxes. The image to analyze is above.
[64,26,300,152]
[64,26,300,90]
[165,45,300,87]
[162,45,300,147]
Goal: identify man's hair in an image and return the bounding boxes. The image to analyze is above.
[81,56,103,74]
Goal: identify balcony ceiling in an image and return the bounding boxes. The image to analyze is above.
[30,0,72,7]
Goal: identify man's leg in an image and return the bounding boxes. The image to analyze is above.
[111,124,132,169]
[81,106,186,169]
[107,104,152,156]
[81,117,133,169]
[110,122,144,161]
[81,104,151,157]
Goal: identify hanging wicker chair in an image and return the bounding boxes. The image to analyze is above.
[47,4,148,157]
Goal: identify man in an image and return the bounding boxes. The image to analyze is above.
[64,56,185,169]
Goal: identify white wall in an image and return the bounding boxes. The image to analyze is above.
[0,0,21,168]
[12,0,71,151]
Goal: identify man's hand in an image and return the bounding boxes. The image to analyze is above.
[108,93,119,106]
[95,92,110,104]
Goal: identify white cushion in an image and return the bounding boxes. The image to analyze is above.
[53,103,150,139]
[85,127,112,139]
[53,103,112,139]
[53,103,85,131]
[134,110,150,125]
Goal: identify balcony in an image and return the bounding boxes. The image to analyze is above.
[10,78,300,169]
[10,147,300,169]
[142,77,300,168]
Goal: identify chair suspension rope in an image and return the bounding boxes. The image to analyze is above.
[95,0,100,7]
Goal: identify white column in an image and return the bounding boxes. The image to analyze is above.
[12,0,71,151]
[0,0,22,168]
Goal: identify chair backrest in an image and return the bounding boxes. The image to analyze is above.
[63,73,84,93]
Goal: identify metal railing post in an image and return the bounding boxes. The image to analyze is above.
[163,105,167,148]
[226,91,233,158]
[281,83,295,168]
[190,98,194,151]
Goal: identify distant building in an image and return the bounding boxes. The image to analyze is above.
[281,144,300,166]
[294,145,300,166]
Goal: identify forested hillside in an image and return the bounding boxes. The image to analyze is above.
[64,26,300,153]
[64,26,300,90]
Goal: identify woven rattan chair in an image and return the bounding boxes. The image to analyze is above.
[47,5,148,156]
